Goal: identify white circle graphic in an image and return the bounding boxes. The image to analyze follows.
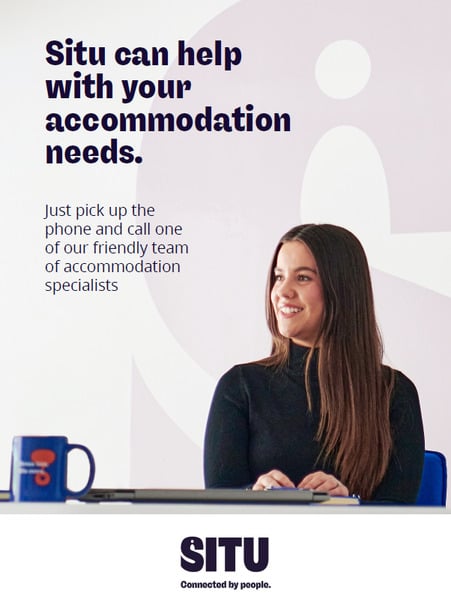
[315,39,371,99]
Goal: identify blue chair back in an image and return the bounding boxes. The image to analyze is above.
[416,450,447,506]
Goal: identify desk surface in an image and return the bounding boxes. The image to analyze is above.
[0,502,448,514]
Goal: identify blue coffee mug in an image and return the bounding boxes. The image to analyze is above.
[10,436,95,502]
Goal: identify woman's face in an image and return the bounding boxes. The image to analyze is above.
[270,240,324,347]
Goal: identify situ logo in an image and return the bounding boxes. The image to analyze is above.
[180,536,269,572]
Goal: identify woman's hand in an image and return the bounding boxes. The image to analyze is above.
[298,471,349,496]
[252,469,295,490]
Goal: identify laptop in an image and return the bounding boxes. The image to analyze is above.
[79,487,330,504]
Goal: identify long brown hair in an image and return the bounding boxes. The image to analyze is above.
[262,224,394,499]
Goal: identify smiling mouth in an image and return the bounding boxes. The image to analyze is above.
[279,306,302,314]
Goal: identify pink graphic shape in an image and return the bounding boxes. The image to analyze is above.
[137,0,451,378]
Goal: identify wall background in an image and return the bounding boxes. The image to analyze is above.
[1,0,449,502]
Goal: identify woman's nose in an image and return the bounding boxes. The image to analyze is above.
[278,278,295,298]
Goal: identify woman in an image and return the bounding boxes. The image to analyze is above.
[204,224,424,502]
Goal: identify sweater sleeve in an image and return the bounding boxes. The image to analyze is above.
[371,371,425,504]
[203,366,252,488]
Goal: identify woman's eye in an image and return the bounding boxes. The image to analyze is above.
[297,275,310,282]
[274,275,283,282]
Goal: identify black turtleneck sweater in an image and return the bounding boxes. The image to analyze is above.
[203,343,424,503]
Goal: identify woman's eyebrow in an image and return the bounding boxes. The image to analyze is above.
[274,266,318,274]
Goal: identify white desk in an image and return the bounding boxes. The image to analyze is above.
[0,502,448,513]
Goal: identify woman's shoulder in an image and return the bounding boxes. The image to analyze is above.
[383,366,424,439]
[218,360,275,383]
[383,365,421,414]
[214,360,277,397]
[386,366,419,398]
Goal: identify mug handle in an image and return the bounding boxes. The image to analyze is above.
[64,444,96,499]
